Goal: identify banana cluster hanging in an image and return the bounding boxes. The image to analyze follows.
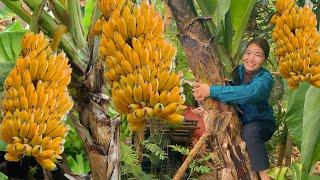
[0,32,73,170]
[95,0,186,131]
[271,0,320,88]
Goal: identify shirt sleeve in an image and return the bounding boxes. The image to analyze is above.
[210,72,274,104]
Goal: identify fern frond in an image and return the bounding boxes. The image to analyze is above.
[167,144,190,155]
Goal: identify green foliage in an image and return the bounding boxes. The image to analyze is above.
[301,86,320,173]
[0,5,14,19]
[182,83,198,107]
[64,116,86,157]
[0,172,8,180]
[0,21,27,90]
[284,83,309,148]
[120,115,132,140]
[82,0,96,37]
[167,144,190,155]
[168,145,212,178]
[268,163,320,180]
[66,154,90,175]
[142,140,167,161]
[189,154,212,175]
[0,139,6,151]
[121,141,154,179]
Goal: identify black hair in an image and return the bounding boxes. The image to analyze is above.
[246,38,270,59]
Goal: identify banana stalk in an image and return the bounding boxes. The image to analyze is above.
[68,0,86,48]
[29,0,46,33]
[0,0,88,74]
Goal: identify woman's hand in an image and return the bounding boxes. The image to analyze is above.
[192,82,210,101]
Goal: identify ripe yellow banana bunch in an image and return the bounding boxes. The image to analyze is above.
[274,0,295,14]
[99,0,125,18]
[21,32,51,57]
[97,0,186,131]
[0,32,73,171]
[272,0,320,89]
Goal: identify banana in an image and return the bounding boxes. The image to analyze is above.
[112,97,130,113]
[114,32,126,49]
[133,108,146,119]
[36,159,57,171]
[130,50,140,69]
[128,122,144,132]
[46,124,68,138]
[13,119,22,138]
[143,107,154,117]
[128,103,141,113]
[141,82,151,102]
[132,37,142,54]
[40,136,53,149]
[158,70,170,90]
[118,17,128,39]
[133,84,143,104]
[122,43,132,61]
[153,103,164,117]
[161,73,180,91]
[150,78,159,92]
[128,15,137,36]
[31,133,43,146]
[149,91,160,107]
[153,17,164,35]
[159,90,170,105]
[136,15,145,35]
[141,65,151,81]
[161,103,178,117]
[19,122,30,139]
[165,113,184,125]
[120,59,134,74]
[37,149,55,159]
[4,153,20,162]
[139,48,149,65]
[27,122,39,140]
[19,96,29,110]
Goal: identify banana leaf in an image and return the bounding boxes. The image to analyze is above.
[0,21,27,90]
[301,86,320,173]
[229,0,255,59]
[284,82,309,148]
[82,0,96,37]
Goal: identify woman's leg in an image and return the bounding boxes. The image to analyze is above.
[242,121,275,178]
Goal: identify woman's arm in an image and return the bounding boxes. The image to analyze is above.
[210,73,273,104]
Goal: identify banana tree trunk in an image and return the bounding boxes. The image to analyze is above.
[165,1,258,179]
[71,60,120,180]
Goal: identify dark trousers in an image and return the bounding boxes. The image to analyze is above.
[242,120,276,171]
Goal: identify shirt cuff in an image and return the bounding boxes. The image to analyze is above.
[210,86,222,99]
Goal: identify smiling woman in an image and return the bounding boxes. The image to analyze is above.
[193,38,275,180]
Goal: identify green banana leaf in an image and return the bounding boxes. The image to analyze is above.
[284,82,309,148]
[301,86,320,173]
[0,172,8,180]
[0,21,27,90]
[82,0,96,37]
[229,0,255,59]
[0,5,14,19]
[196,0,255,58]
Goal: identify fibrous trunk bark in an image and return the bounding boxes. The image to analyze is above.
[71,60,120,180]
[165,1,258,179]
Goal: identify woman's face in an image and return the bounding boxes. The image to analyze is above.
[242,43,266,73]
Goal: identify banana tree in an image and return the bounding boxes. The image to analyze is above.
[0,0,119,179]
[167,0,320,179]
[165,0,259,179]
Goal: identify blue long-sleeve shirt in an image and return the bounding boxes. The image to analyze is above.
[210,65,275,123]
